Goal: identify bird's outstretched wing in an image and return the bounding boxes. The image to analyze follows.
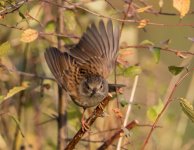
[44,20,120,94]
[44,47,80,96]
[69,20,120,78]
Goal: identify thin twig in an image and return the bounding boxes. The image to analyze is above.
[141,68,194,150]
[41,0,194,27]
[39,31,80,39]
[104,0,119,12]
[121,45,194,56]
[0,23,24,30]
[116,75,139,150]
[0,0,27,16]
[0,63,55,81]
[56,0,68,149]
[172,74,194,149]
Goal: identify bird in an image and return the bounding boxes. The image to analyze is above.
[44,20,120,129]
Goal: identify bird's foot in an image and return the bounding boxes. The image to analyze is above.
[81,119,90,132]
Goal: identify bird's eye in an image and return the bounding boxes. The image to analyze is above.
[100,84,103,89]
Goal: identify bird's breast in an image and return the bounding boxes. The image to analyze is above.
[70,94,106,108]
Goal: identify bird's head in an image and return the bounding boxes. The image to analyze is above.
[79,75,108,98]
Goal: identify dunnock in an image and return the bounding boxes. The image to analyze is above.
[45,20,120,128]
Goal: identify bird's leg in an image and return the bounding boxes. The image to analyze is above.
[81,108,90,131]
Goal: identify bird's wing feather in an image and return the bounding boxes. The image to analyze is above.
[69,20,119,78]
[44,47,80,96]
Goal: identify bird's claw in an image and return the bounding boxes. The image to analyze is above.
[81,119,90,132]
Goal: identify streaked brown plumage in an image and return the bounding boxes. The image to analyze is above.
[44,20,120,108]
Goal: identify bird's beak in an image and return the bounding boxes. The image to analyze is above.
[90,88,97,97]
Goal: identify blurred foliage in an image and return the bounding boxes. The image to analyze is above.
[0,0,194,150]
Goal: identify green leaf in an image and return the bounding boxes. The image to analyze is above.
[3,82,29,100]
[19,11,26,20]
[0,41,11,57]
[179,98,194,122]
[150,47,161,63]
[45,21,56,33]
[147,99,164,122]
[0,1,5,7]
[64,10,77,32]
[123,66,142,77]
[120,100,128,107]
[147,107,157,122]
[168,66,184,75]
[68,104,81,120]
[0,95,4,101]
[140,40,154,46]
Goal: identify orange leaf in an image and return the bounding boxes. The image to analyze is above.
[117,50,134,67]
[138,19,149,28]
[173,0,190,18]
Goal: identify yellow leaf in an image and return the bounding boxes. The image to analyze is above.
[137,6,152,13]
[173,0,190,18]
[138,19,149,28]
[3,82,29,100]
[0,135,6,149]
[0,41,11,57]
[159,0,164,8]
[20,29,38,43]
[179,98,194,122]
